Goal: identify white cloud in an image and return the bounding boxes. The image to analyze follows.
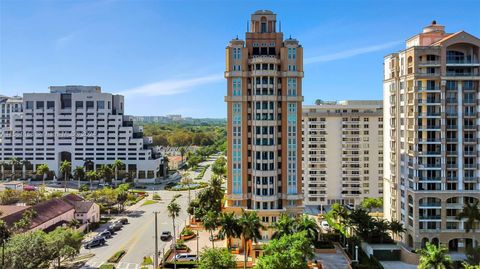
[55,33,76,49]
[304,40,402,64]
[120,74,223,97]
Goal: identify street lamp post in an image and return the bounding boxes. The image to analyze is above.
[196,229,200,261]
[354,245,359,262]
[154,211,159,269]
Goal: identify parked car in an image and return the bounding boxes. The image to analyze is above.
[174,254,197,261]
[106,227,116,235]
[109,222,123,231]
[84,237,106,249]
[160,231,172,241]
[321,221,331,232]
[98,230,112,239]
[118,218,129,225]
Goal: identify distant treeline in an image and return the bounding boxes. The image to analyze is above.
[142,122,226,147]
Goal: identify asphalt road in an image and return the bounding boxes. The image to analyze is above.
[80,156,219,269]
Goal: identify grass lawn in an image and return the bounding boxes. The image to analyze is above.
[142,200,158,206]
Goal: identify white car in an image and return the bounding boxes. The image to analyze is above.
[175,254,197,261]
[321,221,331,231]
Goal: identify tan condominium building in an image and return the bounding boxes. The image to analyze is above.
[302,100,384,210]
[383,21,480,251]
[224,10,304,242]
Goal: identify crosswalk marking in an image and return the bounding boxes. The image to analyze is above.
[81,261,141,269]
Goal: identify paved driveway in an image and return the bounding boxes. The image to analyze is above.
[314,246,349,269]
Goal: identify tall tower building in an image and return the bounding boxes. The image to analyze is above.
[302,100,384,209]
[383,22,480,250]
[224,10,304,238]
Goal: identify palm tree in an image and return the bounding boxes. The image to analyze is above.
[271,214,296,239]
[239,210,264,269]
[20,159,31,180]
[98,165,113,184]
[203,210,220,248]
[112,159,124,186]
[181,172,193,209]
[456,200,480,247]
[167,196,181,269]
[389,220,406,241]
[208,175,225,212]
[36,164,50,186]
[218,212,241,250]
[418,242,452,269]
[83,159,94,172]
[86,171,98,190]
[179,147,186,163]
[9,157,19,181]
[60,160,71,192]
[0,161,5,180]
[73,166,85,189]
[295,215,320,242]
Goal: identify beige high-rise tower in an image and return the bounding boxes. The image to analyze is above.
[383,21,480,250]
[224,10,304,240]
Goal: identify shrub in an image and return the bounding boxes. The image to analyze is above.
[99,264,115,269]
[181,228,195,236]
[153,193,161,200]
[107,250,126,263]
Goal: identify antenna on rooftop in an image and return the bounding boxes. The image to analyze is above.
[279,21,282,32]
[247,20,249,32]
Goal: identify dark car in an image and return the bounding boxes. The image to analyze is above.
[118,218,129,225]
[84,237,106,249]
[98,230,112,239]
[106,227,116,235]
[109,222,123,231]
[160,231,172,241]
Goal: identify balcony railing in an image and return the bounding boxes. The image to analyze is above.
[419,215,441,220]
[446,72,480,77]
[418,177,441,181]
[446,59,480,64]
[419,202,441,207]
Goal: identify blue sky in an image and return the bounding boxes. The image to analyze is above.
[1,0,479,118]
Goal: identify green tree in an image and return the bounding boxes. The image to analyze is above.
[389,220,406,241]
[198,247,236,269]
[456,200,480,247]
[0,220,11,268]
[73,166,85,189]
[360,197,383,212]
[0,161,5,180]
[218,212,241,250]
[203,211,220,248]
[46,227,83,268]
[9,158,19,181]
[60,160,71,192]
[36,164,50,186]
[11,209,37,234]
[254,231,314,269]
[272,214,296,240]
[465,245,480,266]
[417,243,452,269]
[112,160,124,184]
[211,157,227,179]
[179,147,186,163]
[86,170,98,190]
[239,210,264,269]
[294,215,319,242]
[167,195,181,269]
[0,189,21,205]
[3,230,51,269]
[98,165,113,184]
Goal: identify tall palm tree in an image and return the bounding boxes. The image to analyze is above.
[98,165,113,184]
[218,212,241,250]
[9,157,19,181]
[418,242,452,269]
[73,166,85,189]
[83,159,94,172]
[208,175,225,211]
[20,159,31,180]
[389,220,407,241]
[86,171,98,190]
[202,210,220,248]
[181,171,193,209]
[271,214,296,239]
[60,160,71,192]
[456,200,480,247]
[179,147,186,163]
[295,215,320,242]
[0,161,5,180]
[112,159,124,186]
[167,196,181,269]
[239,210,264,269]
[36,164,50,186]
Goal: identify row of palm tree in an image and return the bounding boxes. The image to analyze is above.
[0,158,33,180]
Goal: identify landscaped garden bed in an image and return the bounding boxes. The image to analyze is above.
[107,250,126,263]
[180,227,196,240]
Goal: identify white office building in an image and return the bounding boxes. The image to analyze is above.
[0,86,166,180]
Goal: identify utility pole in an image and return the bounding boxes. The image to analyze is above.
[196,229,199,261]
[154,211,159,269]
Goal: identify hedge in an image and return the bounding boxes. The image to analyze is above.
[108,250,126,263]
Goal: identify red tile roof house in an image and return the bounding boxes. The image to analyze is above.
[0,194,100,232]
